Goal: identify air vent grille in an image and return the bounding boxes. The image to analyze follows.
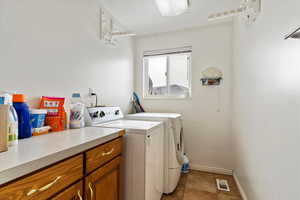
[216,179,230,192]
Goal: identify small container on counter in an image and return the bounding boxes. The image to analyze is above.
[69,102,85,129]
[30,109,47,129]
[32,126,51,136]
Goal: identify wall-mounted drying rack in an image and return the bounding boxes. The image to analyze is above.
[285,26,300,40]
[99,7,136,46]
[208,0,261,24]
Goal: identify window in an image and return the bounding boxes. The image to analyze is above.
[143,47,192,99]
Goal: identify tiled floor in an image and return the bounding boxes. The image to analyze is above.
[162,170,242,200]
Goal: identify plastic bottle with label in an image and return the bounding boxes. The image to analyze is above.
[13,94,32,139]
[0,93,18,146]
[181,154,190,173]
[69,93,85,129]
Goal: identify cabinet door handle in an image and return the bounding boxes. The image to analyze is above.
[89,182,94,200]
[27,176,62,196]
[27,189,37,196]
[102,148,114,156]
[39,176,62,191]
[77,190,83,200]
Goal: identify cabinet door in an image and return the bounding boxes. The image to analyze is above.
[85,156,122,200]
[51,181,83,200]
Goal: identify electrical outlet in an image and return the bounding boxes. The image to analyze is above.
[89,88,96,96]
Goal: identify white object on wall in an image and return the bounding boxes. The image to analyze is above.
[208,0,261,24]
[285,26,300,40]
[202,67,223,79]
[99,7,136,46]
[201,67,223,86]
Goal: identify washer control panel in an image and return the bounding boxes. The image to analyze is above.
[85,106,123,126]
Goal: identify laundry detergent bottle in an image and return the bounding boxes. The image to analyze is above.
[13,94,32,139]
[0,92,19,145]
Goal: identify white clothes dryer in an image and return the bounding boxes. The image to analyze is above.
[126,113,184,194]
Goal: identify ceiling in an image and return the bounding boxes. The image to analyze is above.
[100,0,240,35]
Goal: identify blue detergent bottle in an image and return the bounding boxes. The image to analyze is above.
[13,94,32,139]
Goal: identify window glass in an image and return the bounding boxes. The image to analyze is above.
[168,54,190,97]
[147,56,168,96]
[143,48,192,99]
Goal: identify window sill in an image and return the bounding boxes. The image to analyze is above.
[143,95,192,100]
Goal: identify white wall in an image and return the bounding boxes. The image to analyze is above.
[134,23,234,170]
[232,0,300,199]
[0,0,134,113]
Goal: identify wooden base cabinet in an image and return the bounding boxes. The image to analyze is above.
[51,181,83,200]
[0,135,124,200]
[85,156,122,200]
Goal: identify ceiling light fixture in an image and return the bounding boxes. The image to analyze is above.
[155,0,190,17]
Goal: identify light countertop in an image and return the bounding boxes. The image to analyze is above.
[0,127,123,185]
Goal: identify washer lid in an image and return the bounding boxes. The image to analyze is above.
[127,113,181,119]
[96,120,162,132]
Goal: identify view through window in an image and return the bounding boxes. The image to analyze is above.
[143,47,192,98]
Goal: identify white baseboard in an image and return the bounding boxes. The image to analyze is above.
[233,172,248,200]
[190,163,233,175]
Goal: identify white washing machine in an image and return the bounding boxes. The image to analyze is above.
[85,107,164,200]
[126,113,184,194]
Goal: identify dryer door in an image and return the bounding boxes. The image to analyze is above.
[145,127,164,200]
[172,118,184,164]
[168,118,184,169]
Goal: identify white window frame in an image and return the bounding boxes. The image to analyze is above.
[142,47,192,99]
